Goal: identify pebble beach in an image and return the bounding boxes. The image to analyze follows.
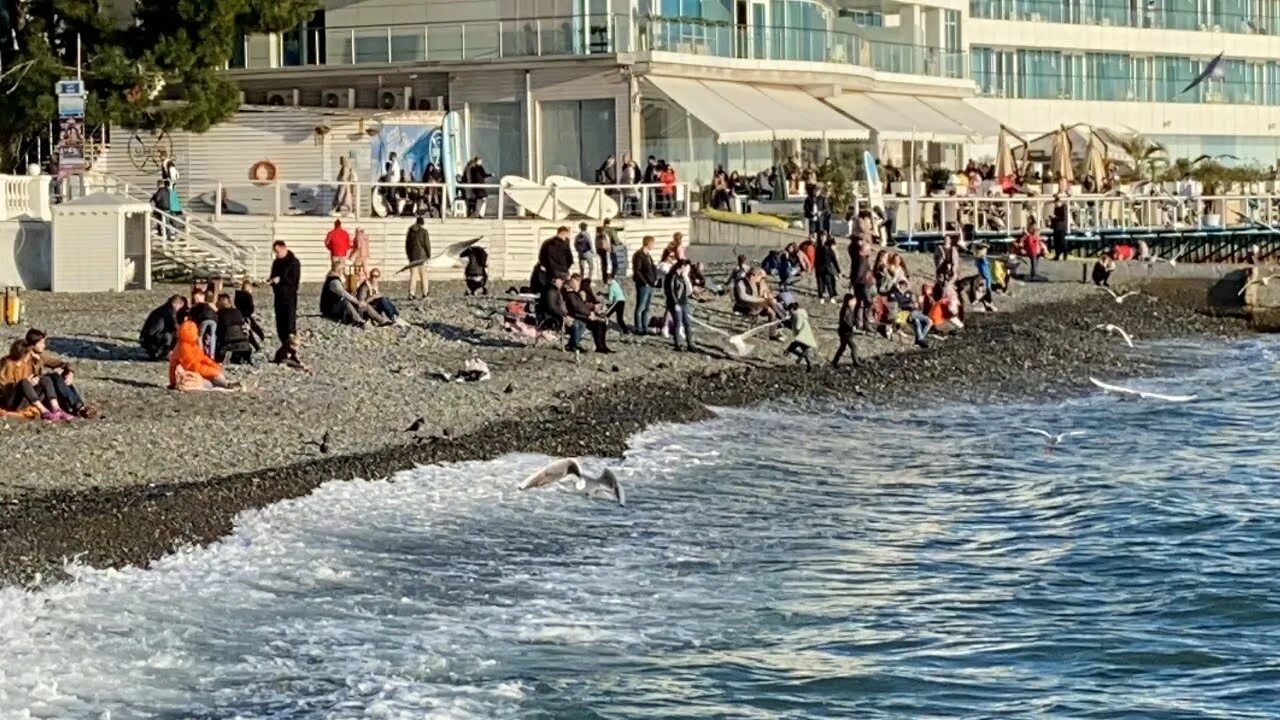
[0,252,1249,585]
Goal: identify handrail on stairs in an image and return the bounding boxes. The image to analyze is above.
[81,171,256,278]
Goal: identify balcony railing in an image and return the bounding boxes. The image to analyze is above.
[242,14,964,81]
[971,0,1280,35]
[640,17,966,79]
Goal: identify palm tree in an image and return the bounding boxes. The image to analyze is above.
[1115,132,1170,182]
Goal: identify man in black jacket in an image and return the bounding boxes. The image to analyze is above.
[140,294,186,360]
[631,235,659,335]
[562,274,611,353]
[534,226,574,293]
[267,240,301,343]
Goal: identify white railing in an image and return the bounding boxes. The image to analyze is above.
[151,178,692,222]
[0,175,52,221]
[80,171,255,277]
[851,191,1280,237]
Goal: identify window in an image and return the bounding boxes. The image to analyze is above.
[1086,52,1133,100]
[471,103,525,180]
[944,10,961,52]
[541,99,617,181]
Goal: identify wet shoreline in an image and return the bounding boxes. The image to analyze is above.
[0,277,1246,587]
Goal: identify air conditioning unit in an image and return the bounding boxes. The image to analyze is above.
[415,94,446,111]
[321,87,356,109]
[265,88,300,106]
[377,86,412,111]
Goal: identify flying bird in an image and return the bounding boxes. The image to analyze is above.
[405,417,426,433]
[426,236,485,269]
[1239,273,1280,295]
[1025,428,1086,446]
[1095,323,1135,347]
[1099,287,1140,304]
[1191,153,1239,165]
[1181,51,1224,95]
[1151,255,1179,267]
[1089,377,1198,403]
[689,316,784,357]
[518,458,625,506]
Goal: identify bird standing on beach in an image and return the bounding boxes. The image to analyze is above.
[1099,287,1140,304]
[305,431,332,454]
[1094,323,1135,348]
[519,458,625,506]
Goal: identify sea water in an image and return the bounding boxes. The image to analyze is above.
[2,338,1279,719]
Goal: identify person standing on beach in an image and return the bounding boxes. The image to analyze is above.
[535,227,574,294]
[664,259,694,352]
[325,220,350,273]
[574,222,594,279]
[405,217,431,300]
[1051,194,1069,261]
[267,241,301,343]
[632,235,658,335]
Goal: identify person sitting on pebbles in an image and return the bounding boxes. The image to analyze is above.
[0,340,72,421]
[26,329,97,418]
[140,294,187,360]
[563,274,613,354]
[886,278,932,348]
[320,259,391,327]
[355,268,408,327]
[272,333,307,371]
[169,313,238,391]
[213,293,255,364]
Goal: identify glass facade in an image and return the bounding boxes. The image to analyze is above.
[973,47,1280,104]
[470,103,525,181]
[641,98,773,186]
[540,99,616,181]
[971,0,1280,35]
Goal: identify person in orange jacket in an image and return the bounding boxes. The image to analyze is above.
[169,318,236,391]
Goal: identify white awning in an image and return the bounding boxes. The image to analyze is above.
[643,76,774,144]
[753,86,870,141]
[920,97,1003,143]
[644,77,870,143]
[826,93,1001,144]
[822,93,918,142]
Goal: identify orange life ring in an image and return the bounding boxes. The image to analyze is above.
[249,160,277,184]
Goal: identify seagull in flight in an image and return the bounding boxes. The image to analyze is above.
[1095,323,1134,347]
[1026,428,1086,447]
[1150,253,1181,268]
[1090,377,1198,403]
[1239,273,1280,295]
[1099,287,1140,304]
[519,458,625,506]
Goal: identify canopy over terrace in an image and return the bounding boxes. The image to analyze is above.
[643,76,870,144]
[823,92,1002,144]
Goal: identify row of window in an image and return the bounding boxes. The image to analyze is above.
[971,0,1280,35]
[972,47,1280,104]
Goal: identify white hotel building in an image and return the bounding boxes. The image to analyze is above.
[199,0,1280,183]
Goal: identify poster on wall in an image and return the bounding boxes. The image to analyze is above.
[370,123,441,182]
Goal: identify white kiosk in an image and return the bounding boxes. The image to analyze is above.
[51,192,152,292]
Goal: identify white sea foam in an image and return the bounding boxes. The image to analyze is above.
[3,339,1279,718]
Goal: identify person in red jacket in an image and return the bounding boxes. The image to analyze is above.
[324,219,351,271]
[1018,218,1045,281]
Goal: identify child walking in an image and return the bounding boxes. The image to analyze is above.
[783,302,817,370]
